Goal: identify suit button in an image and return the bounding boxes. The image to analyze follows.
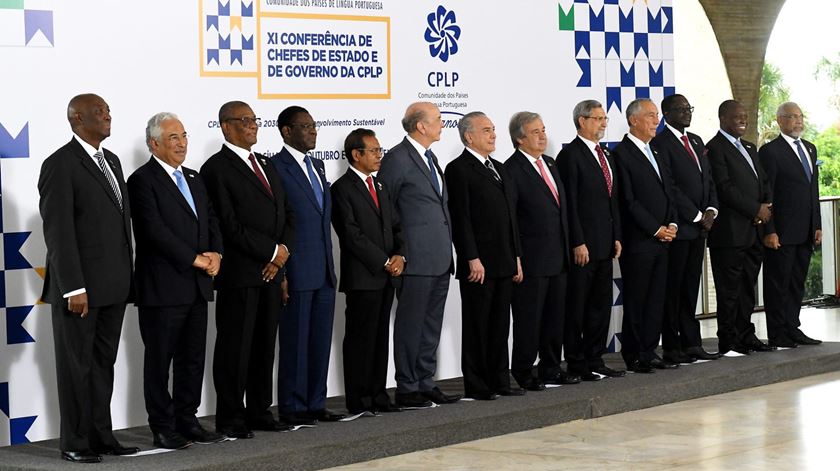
[444,221,448,226]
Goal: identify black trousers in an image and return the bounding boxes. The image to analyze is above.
[510,273,566,383]
[710,242,762,349]
[662,237,705,353]
[342,286,395,413]
[139,300,208,434]
[564,259,614,374]
[619,248,668,364]
[51,301,126,452]
[763,242,813,343]
[459,278,513,396]
[213,285,280,428]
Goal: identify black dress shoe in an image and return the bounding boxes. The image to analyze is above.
[309,409,346,422]
[422,387,462,404]
[61,450,102,463]
[395,391,434,408]
[663,351,695,364]
[153,431,192,449]
[465,392,499,400]
[373,402,403,413]
[649,357,679,369]
[685,348,722,360]
[628,360,654,374]
[247,418,293,431]
[179,425,228,443]
[543,372,581,385]
[769,339,799,349]
[792,333,822,345]
[592,366,626,377]
[516,377,546,391]
[579,372,602,382]
[746,339,776,352]
[217,425,255,439]
[497,387,526,396]
[730,344,752,355]
[91,442,140,456]
[279,412,317,426]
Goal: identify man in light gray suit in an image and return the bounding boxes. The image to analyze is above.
[377,102,461,408]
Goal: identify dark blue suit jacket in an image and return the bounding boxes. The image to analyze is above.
[271,147,336,291]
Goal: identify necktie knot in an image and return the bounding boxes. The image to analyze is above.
[793,139,812,182]
[594,144,613,196]
[485,159,501,182]
[535,158,560,205]
[248,153,273,195]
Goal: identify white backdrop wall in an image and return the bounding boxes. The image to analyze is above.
[0,0,729,445]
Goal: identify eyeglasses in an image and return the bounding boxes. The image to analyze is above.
[224,116,261,127]
[583,116,609,123]
[289,123,320,131]
[779,114,805,121]
[358,147,384,156]
[673,106,695,114]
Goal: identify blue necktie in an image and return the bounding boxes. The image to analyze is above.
[174,170,197,216]
[644,144,661,180]
[304,155,324,210]
[734,140,758,176]
[425,149,441,195]
[794,139,812,182]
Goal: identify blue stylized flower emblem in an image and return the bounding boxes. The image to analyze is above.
[424,5,461,63]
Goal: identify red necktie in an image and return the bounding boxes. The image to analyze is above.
[535,158,560,205]
[248,154,273,195]
[680,135,700,169]
[366,175,380,209]
[594,145,612,196]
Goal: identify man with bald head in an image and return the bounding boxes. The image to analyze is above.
[39,94,137,462]
[759,102,822,347]
[377,102,461,407]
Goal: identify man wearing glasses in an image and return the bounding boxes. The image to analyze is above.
[652,94,722,363]
[201,101,295,438]
[331,128,405,414]
[759,102,822,348]
[272,106,344,424]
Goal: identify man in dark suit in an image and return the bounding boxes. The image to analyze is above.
[377,102,461,408]
[706,99,774,355]
[557,100,625,380]
[505,111,580,390]
[760,101,822,347]
[652,94,722,363]
[272,106,343,424]
[128,113,225,449]
[38,93,138,462]
[201,101,295,438]
[445,112,523,400]
[331,128,404,414]
[612,98,679,373]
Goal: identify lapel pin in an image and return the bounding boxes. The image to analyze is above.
[260,158,267,166]
[377,181,383,190]
[816,159,824,167]
[188,173,195,178]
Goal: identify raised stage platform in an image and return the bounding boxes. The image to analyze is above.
[3,341,839,471]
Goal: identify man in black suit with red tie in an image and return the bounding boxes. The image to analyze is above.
[557,100,625,380]
[128,113,225,450]
[760,102,822,348]
[505,112,579,390]
[201,101,295,438]
[39,94,138,463]
[331,128,405,414]
[706,99,774,355]
[652,94,722,363]
[613,98,679,373]
[445,112,523,400]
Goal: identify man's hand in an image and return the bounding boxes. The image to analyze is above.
[655,226,673,242]
[513,257,524,283]
[386,255,405,277]
[816,229,823,246]
[613,240,622,259]
[193,254,210,269]
[763,233,781,250]
[573,244,589,267]
[467,258,485,284]
[261,262,279,282]
[700,210,715,231]
[202,252,221,276]
[68,293,89,318]
[756,203,772,224]
[281,276,289,305]
[273,244,290,268]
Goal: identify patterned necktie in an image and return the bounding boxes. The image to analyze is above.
[734,140,758,176]
[794,139,813,182]
[174,170,197,216]
[485,159,501,182]
[680,135,700,170]
[94,150,123,210]
[366,175,380,209]
[594,145,612,196]
[535,158,560,205]
[304,155,324,210]
[248,153,273,195]
[644,144,662,180]
[425,149,441,195]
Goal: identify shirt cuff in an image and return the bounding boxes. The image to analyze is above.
[693,211,702,222]
[706,207,719,218]
[63,288,86,298]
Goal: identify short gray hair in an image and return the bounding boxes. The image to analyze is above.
[458,111,487,146]
[572,100,603,130]
[625,98,653,125]
[509,111,541,148]
[401,102,432,133]
[776,101,800,116]
[145,112,179,151]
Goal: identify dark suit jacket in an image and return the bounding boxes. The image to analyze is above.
[652,129,718,241]
[556,136,621,260]
[612,135,677,254]
[377,137,453,276]
[331,168,403,292]
[444,150,520,280]
[706,133,770,248]
[760,135,821,245]
[200,144,294,288]
[38,137,133,307]
[504,150,569,277]
[271,147,336,291]
[128,157,223,306]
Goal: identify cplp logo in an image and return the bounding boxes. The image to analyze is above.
[424,5,460,63]
[0,0,53,47]
[201,0,257,76]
